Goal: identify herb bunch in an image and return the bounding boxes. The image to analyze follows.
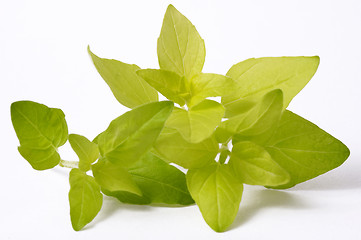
[11,4,349,232]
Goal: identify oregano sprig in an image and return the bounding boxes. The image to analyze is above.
[11,4,349,233]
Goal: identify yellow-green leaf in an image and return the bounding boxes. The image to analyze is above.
[157,4,205,79]
[69,134,99,172]
[136,69,189,106]
[223,56,320,112]
[11,101,68,170]
[188,73,236,107]
[96,101,173,167]
[230,141,290,186]
[88,46,158,108]
[69,169,103,231]
[187,163,243,232]
[153,127,218,169]
[92,158,142,196]
[166,100,224,143]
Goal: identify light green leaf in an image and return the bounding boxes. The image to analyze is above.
[153,128,218,169]
[136,69,189,106]
[88,46,158,108]
[229,141,290,186]
[264,110,350,189]
[92,158,142,196]
[222,96,257,119]
[222,56,320,113]
[214,127,233,144]
[220,89,283,144]
[166,100,224,143]
[157,4,205,79]
[68,134,99,172]
[69,168,103,231]
[96,101,173,168]
[102,152,194,205]
[188,73,236,107]
[11,101,68,170]
[187,163,243,232]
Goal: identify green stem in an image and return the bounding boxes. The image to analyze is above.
[59,159,79,169]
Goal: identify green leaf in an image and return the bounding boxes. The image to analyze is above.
[222,56,320,113]
[214,127,233,144]
[188,73,236,107]
[69,168,103,231]
[264,110,350,189]
[92,158,142,196]
[88,46,158,108]
[96,101,173,168]
[136,69,189,106]
[102,152,194,205]
[153,128,218,169]
[166,100,224,143]
[68,134,99,172]
[11,101,68,170]
[187,163,243,232]
[220,89,283,144]
[158,4,205,79]
[229,141,290,186]
[222,96,257,119]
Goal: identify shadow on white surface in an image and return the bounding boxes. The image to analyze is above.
[230,189,310,230]
[288,155,361,191]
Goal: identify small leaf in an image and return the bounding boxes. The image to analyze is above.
[69,168,103,231]
[103,153,194,205]
[136,69,189,106]
[153,128,218,169]
[264,110,350,189]
[96,101,173,168]
[222,56,320,112]
[187,163,243,232]
[188,73,236,107]
[11,101,68,170]
[229,141,290,186]
[69,134,99,172]
[220,89,283,144]
[158,4,205,79]
[88,46,158,108]
[92,158,142,196]
[166,100,224,143]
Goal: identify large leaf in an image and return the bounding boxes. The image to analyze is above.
[153,127,218,169]
[69,169,103,231]
[68,134,99,172]
[102,153,194,205]
[88,47,158,108]
[96,101,173,168]
[222,56,320,113]
[157,4,205,79]
[187,163,243,232]
[136,69,189,106]
[92,158,142,196]
[166,100,224,143]
[11,101,68,170]
[264,110,350,189]
[229,141,290,186]
[219,89,283,145]
[188,73,236,107]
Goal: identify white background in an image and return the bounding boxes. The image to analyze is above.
[1,0,361,239]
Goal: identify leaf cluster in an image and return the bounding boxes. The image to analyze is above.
[10,4,349,232]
